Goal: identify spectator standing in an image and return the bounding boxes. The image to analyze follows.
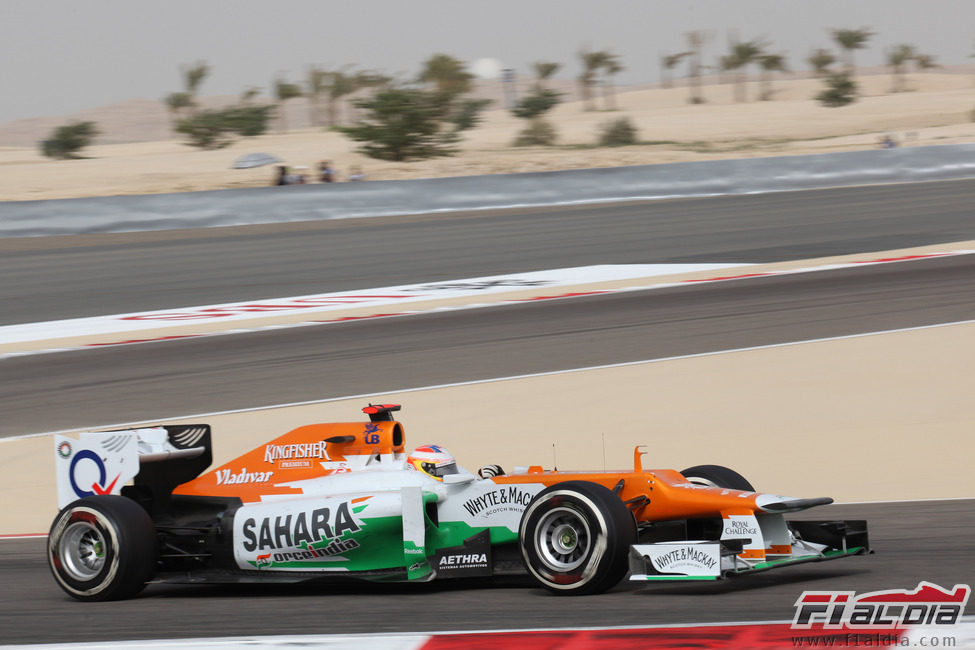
[319,160,336,182]
[274,165,306,185]
[274,165,288,186]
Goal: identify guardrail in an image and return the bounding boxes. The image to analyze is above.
[2,143,975,238]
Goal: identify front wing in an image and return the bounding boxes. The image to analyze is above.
[629,519,870,582]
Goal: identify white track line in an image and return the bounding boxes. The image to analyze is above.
[0,264,746,347]
[2,250,971,359]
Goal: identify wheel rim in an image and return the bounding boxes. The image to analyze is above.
[59,521,106,581]
[535,506,591,571]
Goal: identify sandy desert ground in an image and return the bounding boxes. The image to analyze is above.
[1,72,974,202]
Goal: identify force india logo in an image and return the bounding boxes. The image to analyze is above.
[792,581,970,629]
[254,538,360,567]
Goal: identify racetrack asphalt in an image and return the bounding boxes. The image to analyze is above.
[1,252,972,436]
[2,500,972,644]
[2,177,975,326]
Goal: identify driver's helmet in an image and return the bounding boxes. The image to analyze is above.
[407,445,459,481]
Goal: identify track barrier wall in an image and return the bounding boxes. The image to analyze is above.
[2,143,975,238]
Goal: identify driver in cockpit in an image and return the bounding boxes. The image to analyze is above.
[407,444,504,481]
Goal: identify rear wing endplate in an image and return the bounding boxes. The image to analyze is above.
[54,425,211,509]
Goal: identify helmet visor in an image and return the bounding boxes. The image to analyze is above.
[422,461,459,478]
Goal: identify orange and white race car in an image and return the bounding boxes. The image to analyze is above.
[47,404,869,601]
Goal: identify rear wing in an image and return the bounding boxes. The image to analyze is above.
[54,425,212,510]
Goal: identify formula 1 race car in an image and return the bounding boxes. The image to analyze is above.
[47,404,870,601]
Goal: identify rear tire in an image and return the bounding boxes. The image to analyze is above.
[48,496,156,601]
[680,464,755,491]
[519,481,636,595]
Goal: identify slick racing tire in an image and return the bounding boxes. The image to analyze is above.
[48,496,157,601]
[680,464,755,491]
[519,481,636,595]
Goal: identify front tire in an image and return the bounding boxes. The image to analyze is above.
[48,496,157,601]
[519,481,636,595]
[680,464,755,491]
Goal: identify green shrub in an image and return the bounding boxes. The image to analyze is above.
[513,118,558,146]
[450,98,492,131]
[39,121,99,159]
[511,89,563,119]
[816,73,857,107]
[176,110,236,149]
[340,87,460,161]
[220,105,275,137]
[598,117,638,146]
[175,105,275,149]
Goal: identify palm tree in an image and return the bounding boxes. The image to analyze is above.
[718,54,736,86]
[419,53,473,98]
[723,38,765,102]
[325,70,358,127]
[685,30,712,104]
[354,70,391,89]
[306,66,330,126]
[167,60,210,122]
[913,53,939,72]
[182,61,210,99]
[419,53,473,123]
[577,48,609,111]
[348,70,391,123]
[273,76,303,132]
[830,28,873,77]
[758,52,788,101]
[239,87,260,104]
[513,65,563,146]
[886,44,915,93]
[532,61,561,91]
[660,52,689,89]
[601,53,624,110]
[163,91,193,126]
[807,48,836,78]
